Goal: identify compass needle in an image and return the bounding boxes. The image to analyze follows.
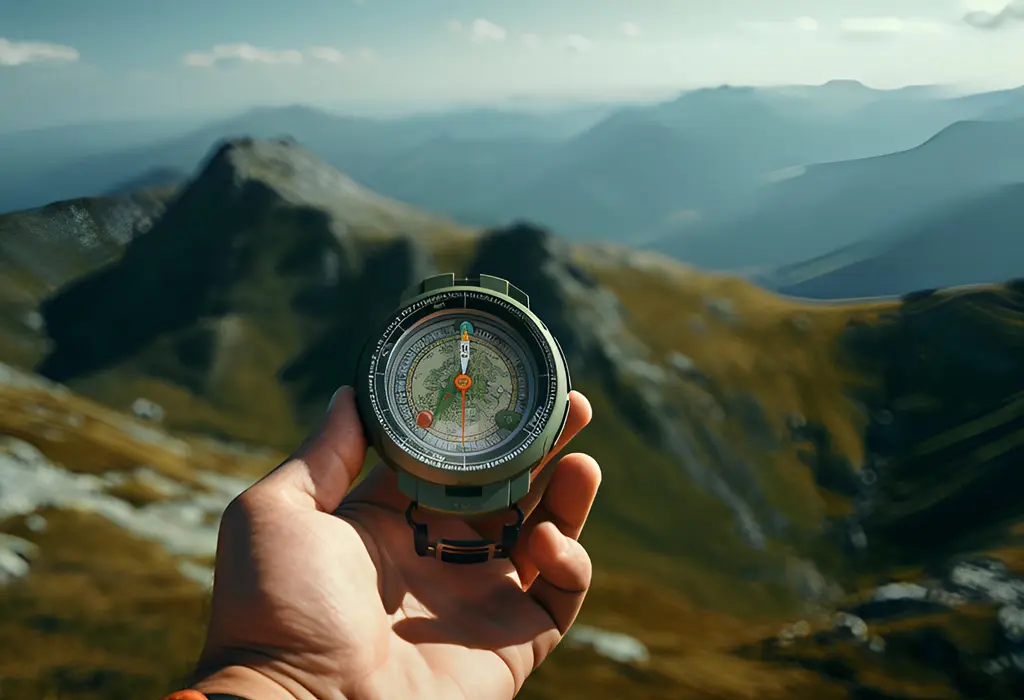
[355,275,572,563]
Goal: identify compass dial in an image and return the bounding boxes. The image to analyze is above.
[384,310,535,462]
[361,285,566,478]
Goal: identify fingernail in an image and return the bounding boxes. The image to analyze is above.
[328,386,352,412]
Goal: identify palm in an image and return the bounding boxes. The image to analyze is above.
[197,390,598,700]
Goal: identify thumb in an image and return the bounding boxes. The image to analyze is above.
[253,386,367,512]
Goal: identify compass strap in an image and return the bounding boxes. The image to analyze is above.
[406,503,525,564]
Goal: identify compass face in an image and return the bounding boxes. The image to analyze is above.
[363,289,563,474]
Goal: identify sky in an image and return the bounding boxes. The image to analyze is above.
[1,0,1023,131]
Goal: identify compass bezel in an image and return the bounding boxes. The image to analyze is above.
[356,284,570,488]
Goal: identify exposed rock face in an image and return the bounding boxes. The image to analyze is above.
[466,222,774,551]
[36,139,449,401]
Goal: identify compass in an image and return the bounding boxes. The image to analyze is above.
[355,273,572,564]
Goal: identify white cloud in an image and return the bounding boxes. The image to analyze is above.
[560,34,593,53]
[0,38,79,66]
[963,0,1024,29]
[470,19,507,43]
[308,46,346,64]
[520,33,541,49]
[840,17,949,37]
[183,43,372,68]
[184,43,303,67]
[446,20,463,34]
[620,22,641,38]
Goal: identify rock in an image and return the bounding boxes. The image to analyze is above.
[832,612,869,643]
[565,625,650,665]
[131,397,165,423]
[0,533,38,585]
[0,436,252,561]
[24,513,47,532]
[997,605,1024,645]
[666,351,696,374]
[704,296,738,324]
[847,523,868,551]
[22,310,45,332]
[852,581,957,621]
[945,559,1024,606]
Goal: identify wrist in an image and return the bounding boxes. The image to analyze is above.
[189,664,310,700]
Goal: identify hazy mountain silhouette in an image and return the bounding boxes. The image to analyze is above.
[770,183,1024,299]
[4,82,1024,253]
[655,117,1024,272]
[0,104,610,215]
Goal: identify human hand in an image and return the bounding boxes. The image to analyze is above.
[189,386,600,700]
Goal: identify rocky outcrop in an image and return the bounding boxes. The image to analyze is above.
[465,223,774,551]
[35,139,454,400]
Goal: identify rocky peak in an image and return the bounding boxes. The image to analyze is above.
[36,139,445,398]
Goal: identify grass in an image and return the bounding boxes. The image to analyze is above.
[3,192,1024,699]
[0,509,208,700]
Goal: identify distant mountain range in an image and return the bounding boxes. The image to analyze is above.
[653,116,1024,279]
[2,80,1023,299]
[767,183,1024,299]
[4,81,1024,241]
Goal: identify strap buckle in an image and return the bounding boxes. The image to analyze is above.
[405,502,524,564]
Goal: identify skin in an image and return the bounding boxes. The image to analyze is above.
[191,387,601,700]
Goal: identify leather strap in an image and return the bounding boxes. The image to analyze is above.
[406,502,524,563]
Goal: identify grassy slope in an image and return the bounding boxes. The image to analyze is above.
[3,223,1023,698]
[0,231,890,700]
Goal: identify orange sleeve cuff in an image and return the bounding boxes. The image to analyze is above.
[162,692,209,700]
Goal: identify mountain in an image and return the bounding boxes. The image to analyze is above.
[7,82,1023,242]
[769,184,1024,299]
[654,117,1024,271]
[0,104,608,216]
[473,112,737,239]
[103,167,187,197]
[3,138,1024,700]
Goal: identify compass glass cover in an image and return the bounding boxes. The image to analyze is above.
[371,301,559,473]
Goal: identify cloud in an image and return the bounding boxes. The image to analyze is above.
[308,46,345,64]
[560,34,593,53]
[446,20,463,34]
[183,43,369,68]
[620,21,641,38]
[840,17,949,38]
[470,19,507,43]
[0,38,79,66]
[184,43,303,67]
[963,0,1024,29]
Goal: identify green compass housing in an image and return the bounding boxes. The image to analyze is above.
[355,273,572,563]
